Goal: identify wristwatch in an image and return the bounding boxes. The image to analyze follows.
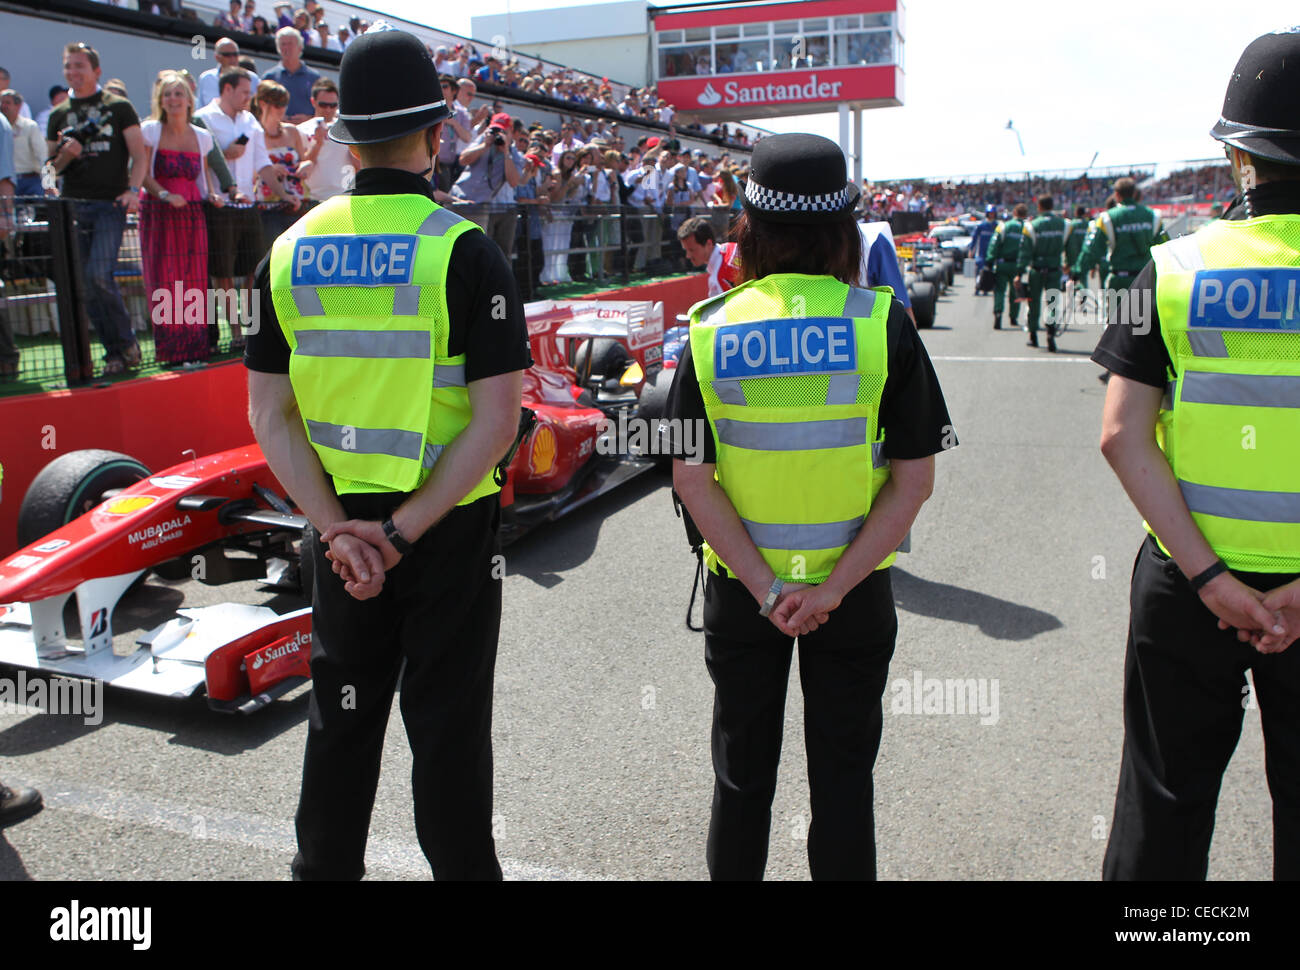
[381,517,413,555]
[158,190,171,202]
[758,577,784,618]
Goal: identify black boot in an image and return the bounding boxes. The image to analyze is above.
[1027,331,1038,348]
[0,783,43,827]
[1046,324,1057,353]
[993,314,1002,330]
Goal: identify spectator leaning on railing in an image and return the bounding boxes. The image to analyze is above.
[140,70,224,365]
[195,67,276,344]
[45,42,147,376]
[453,111,524,263]
[298,77,349,200]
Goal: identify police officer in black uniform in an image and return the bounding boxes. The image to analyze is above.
[245,26,531,880]
[1093,29,1300,880]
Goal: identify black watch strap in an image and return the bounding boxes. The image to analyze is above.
[1189,558,1228,592]
[382,517,413,555]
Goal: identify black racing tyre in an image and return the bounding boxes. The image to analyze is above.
[17,449,151,547]
[298,521,316,604]
[941,259,955,286]
[637,368,672,424]
[920,266,944,291]
[573,337,631,384]
[911,282,936,328]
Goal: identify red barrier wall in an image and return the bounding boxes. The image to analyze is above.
[0,362,253,557]
[0,273,710,557]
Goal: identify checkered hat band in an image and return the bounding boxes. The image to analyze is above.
[744,178,850,213]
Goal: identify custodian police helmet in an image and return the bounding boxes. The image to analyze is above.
[330,25,451,145]
[1209,28,1300,166]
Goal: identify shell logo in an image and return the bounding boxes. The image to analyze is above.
[697,82,722,107]
[529,425,557,475]
[104,495,157,515]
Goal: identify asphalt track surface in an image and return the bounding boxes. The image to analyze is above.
[0,274,1276,881]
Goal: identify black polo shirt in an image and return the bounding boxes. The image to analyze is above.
[245,167,532,379]
[1092,181,1300,386]
[665,292,955,464]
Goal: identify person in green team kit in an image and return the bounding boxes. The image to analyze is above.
[984,201,1028,331]
[1015,194,1067,351]
[1061,204,1088,323]
[1072,177,1168,302]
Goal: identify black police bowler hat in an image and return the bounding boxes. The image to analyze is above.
[741,133,859,225]
[330,26,450,146]
[1210,28,1300,167]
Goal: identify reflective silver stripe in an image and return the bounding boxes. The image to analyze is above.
[1186,330,1228,357]
[433,363,466,388]
[422,443,445,469]
[740,516,864,551]
[338,98,447,122]
[712,379,746,405]
[393,285,422,316]
[1181,372,1300,408]
[418,207,465,237]
[871,441,887,469]
[826,373,860,405]
[1164,234,1205,271]
[306,420,423,461]
[843,286,877,318]
[296,329,430,359]
[292,286,325,317]
[700,299,727,329]
[1181,480,1300,524]
[715,417,867,450]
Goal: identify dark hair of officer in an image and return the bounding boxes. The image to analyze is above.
[1012,202,1029,218]
[1075,205,1087,217]
[1113,177,1136,201]
[733,133,862,285]
[1038,194,1053,211]
[676,215,715,246]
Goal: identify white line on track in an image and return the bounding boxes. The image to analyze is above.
[930,355,1097,363]
[24,775,600,881]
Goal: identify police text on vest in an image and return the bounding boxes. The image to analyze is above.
[714,318,857,379]
[292,234,418,287]
[1191,268,1300,330]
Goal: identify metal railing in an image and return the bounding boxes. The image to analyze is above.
[0,196,730,393]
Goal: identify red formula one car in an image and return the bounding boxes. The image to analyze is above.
[0,299,672,711]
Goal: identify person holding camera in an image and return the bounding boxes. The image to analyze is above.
[44,42,148,376]
[453,111,523,264]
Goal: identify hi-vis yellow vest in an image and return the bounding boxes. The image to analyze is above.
[689,274,893,583]
[1151,214,1300,571]
[270,193,498,501]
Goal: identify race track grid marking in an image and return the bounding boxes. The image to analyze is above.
[20,776,600,881]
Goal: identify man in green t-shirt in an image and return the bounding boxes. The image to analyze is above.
[45,42,147,375]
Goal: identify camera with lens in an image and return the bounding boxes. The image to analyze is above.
[492,133,507,147]
[58,118,104,148]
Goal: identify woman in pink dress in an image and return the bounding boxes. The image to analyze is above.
[140,72,224,364]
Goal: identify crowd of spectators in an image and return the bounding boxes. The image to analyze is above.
[861,161,1230,221]
[0,28,757,381]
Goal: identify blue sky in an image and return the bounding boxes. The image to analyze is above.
[375,0,1299,179]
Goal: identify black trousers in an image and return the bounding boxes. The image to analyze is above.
[1103,536,1300,880]
[703,567,897,880]
[292,493,504,881]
